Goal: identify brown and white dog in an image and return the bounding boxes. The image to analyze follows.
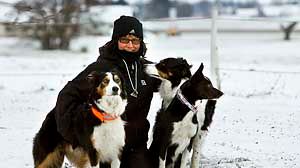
[32,71,127,168]
[147,58,223,168]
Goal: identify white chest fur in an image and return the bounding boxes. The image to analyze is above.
[169,101,205,163]
[159,79,188,110]
[91,118,125,163]
[170,111,197,162]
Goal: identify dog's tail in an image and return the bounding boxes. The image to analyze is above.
[33,109,65,168]
[201,100,217,131]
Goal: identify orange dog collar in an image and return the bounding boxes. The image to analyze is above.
[91,106,118,122]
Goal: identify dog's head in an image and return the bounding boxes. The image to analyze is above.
[156,57,192,80]
[181,63,223,100]
[87,70,127,101]
[155,57,192,88]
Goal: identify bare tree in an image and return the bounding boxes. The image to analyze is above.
[281,22,298,41]
[14,0,82,50]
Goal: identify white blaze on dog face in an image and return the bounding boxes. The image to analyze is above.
[94,72,127,115]
[96,72,122,96]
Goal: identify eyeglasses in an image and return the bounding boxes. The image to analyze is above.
[119,37,141,45]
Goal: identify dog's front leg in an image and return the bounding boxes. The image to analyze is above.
[159,157,166,168]
[91,163,99,168]
[88,147,99,167]
[159,147,167,168]
[180,147,191,168]
[110,159,121,168]
[191,130,207,168]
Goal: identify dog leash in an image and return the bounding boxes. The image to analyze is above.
[176,89,198,113]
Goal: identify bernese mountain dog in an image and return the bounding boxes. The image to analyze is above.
[33,71,127,168]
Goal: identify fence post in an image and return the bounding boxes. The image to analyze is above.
[210,2,221,89]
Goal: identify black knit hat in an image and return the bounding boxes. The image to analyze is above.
[112,15,143,41]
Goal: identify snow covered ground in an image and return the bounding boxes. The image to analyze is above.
[0,30,300,167]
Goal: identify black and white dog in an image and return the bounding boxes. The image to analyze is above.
[154,57,192,110]
[148,59,223,168]
[33,71,127,168]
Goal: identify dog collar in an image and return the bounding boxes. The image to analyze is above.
[176,89,198,113]
[91,106,118,122]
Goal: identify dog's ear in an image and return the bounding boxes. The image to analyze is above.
[176,58,192,78]
[199,63,204,72]
[191,63,204,82]
[181,67,191,78]
[86,71,101,87]
[196,63,204,75]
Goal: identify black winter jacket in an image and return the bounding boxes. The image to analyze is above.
[54,41,159,149]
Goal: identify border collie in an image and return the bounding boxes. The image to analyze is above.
[149,61,223,168]
[33,71,127,168]
[155,57,192,110]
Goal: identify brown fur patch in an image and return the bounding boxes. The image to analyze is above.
[65,145,90,168]
[97,86,105,97]
[96,75,110,96]
[36,146,64,168]
[158,70,170,79]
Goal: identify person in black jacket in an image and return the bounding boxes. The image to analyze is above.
[54,16,159,167]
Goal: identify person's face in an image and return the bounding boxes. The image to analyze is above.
[118,34,141,53]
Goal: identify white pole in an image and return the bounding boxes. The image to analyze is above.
[210,2,221,89]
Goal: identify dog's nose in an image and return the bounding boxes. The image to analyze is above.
[216,90,224,98]
[112,86,119,94]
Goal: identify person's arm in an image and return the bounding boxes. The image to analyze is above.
[141,58,162,92]
[54,62,103,146]
[148,75,162,92]
[54,79,90,146]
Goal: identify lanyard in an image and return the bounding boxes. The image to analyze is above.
[122,59,138,98]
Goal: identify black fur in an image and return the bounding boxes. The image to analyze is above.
[32,109,64,167]
[150,98,194,167]
[201,100,217,131]
[150,62,223,167]
[155,57,192,88]
[33,70,126,168]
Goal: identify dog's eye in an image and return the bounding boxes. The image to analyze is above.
[159,62,165,67]
[114,78,121,84]
[102,79,109,85]
[113,75,121,83]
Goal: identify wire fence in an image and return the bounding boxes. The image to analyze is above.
[1,16,299,26]
[219,68,300,74]
[1,2,300,76]
[144,16,300,22]
[0,69,298,98]
[0,72,74,76]
[220,69,300,98]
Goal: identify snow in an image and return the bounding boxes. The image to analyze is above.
[262,5,300,17]
[0,5,16,22]
[1,24,300,167]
